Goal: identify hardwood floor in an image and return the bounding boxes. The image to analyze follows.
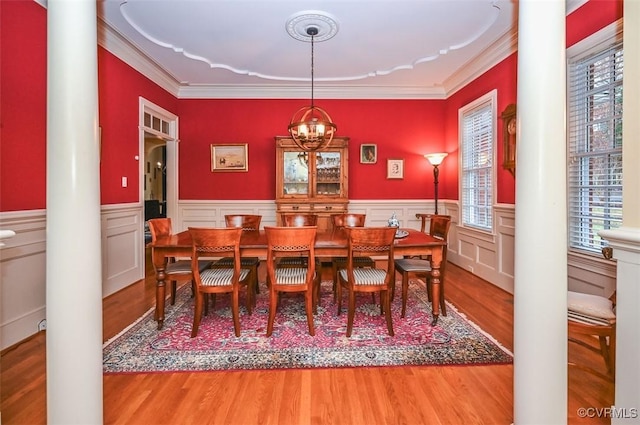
[1,255,614,424]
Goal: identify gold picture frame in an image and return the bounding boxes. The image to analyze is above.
[211,144,248,172]
[360,144,377,164]
[501,104,516,177]
[386,159,404,179]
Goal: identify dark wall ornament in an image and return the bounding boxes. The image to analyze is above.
[501,104,516,177]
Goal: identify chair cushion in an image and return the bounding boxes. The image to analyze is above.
[274,267,312,285]
[394,258,431,273]
[339,268,387,285]
[568,291,616,320]
[166,260,212,275]
[199,268,249,286]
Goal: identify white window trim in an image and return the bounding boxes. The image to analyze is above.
[566,20,623,256]
[458,89,498,235]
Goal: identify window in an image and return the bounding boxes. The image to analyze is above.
[567,35,623,255]
[459,90,496,232]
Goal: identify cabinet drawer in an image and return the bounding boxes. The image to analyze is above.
[311,204,348,213]
[277,204,313,213]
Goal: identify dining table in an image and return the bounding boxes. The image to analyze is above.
[149,227,447,329]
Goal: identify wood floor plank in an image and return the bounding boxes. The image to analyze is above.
[1,257,614,424]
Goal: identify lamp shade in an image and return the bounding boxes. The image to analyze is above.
[425,152,448,166]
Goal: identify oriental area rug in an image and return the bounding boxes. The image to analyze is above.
[103,280,512,373]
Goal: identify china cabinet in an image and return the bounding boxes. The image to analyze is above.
[275,136,349,230]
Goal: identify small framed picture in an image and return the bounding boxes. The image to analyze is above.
[211,144,248,172]
[387,159,404,179]
[360,144,377,164]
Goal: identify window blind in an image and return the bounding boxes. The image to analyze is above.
[461,100,494,231]
[567,40,623,254]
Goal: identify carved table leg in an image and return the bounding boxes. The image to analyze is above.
[155,267,166,330]
[152,247,167,330]
[429,246,444,326]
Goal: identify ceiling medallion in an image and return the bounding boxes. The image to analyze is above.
[285,11,339,43]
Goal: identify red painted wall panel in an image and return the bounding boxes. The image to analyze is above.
[567,0,623,48]
[98,48,178,204]
[0,1,48,211]
[445,54,518,205]
[177,99,445,200]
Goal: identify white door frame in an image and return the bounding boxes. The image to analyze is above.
[138,97,179,222]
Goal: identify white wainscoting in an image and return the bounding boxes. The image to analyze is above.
[101,204,146,297]
[0,210,47,350]
[0,199,615,350]
[0,204,145,350]
[176,200,514,294]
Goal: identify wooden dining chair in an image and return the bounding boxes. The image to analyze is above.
[281,213,318,227]
[264,226,319,337]
[211,214,261,296]
[278,213,318,266]
[330,213,375,301]
[148,218,212,305]
[188,227,252,338]
[393,214,451,317]
[568,290,616,381]
[336,226,397,337]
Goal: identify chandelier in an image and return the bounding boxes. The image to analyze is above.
[288,25,337,151]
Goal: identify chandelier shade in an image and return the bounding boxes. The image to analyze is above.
[287,22,337,151]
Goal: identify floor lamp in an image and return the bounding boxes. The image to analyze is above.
[424,153,448,214]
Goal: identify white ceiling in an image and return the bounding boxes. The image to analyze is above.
[96,1,573,100]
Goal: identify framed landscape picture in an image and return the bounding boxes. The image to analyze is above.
[211,144,248,172]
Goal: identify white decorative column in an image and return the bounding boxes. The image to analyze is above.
[513,1,567,424]
[46,1,103,423]
[601,1,640,423]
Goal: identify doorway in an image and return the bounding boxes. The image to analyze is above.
[144,135,167,221]
[139,98,178,274]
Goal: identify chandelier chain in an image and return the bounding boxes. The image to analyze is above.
[310,33,315,108]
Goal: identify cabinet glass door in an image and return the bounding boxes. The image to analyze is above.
[282,151,309,196]
[315,151,342,196]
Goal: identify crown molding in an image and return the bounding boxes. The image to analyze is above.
[177,84,447,100]
[567,0,589,15]
[444,29,518,97]
[97,19,181,97]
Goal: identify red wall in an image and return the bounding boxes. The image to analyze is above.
[0,0,623,212]
[567,0,623,48]
[178,99,445,200]
[98,48,178,204]
[0,0,47,211]
[445,54,518,204]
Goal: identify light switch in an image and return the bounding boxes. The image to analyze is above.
[122,176,127,187]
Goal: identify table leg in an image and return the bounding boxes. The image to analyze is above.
[155,267,166,330]
[429,246,444,326]
[152,246,168,330]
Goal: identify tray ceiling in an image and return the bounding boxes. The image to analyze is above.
[98,0,521,99]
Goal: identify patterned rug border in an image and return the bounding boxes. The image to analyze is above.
[104,280,513,374]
